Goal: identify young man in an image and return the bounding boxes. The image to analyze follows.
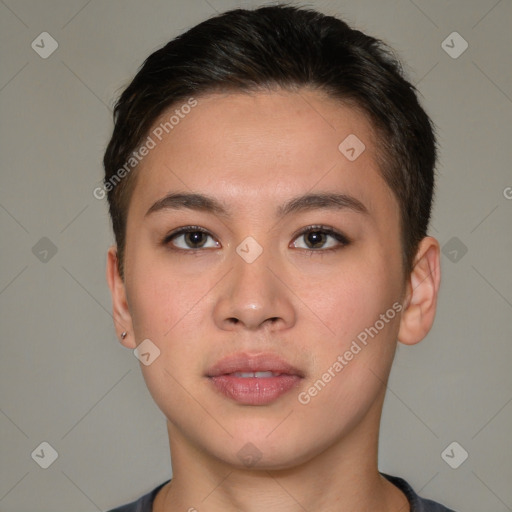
[103,5,454,511]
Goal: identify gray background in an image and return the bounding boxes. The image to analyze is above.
[0,0,511,511]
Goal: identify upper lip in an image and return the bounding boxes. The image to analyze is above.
[206,352,304,377]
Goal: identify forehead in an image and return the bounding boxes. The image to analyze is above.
[129,89,396,219]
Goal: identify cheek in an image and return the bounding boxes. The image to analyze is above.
[125,252,214,392]
[302,253,402,345]
[297,272,400,423]
[126,251,205,339]
[125,258,207,417]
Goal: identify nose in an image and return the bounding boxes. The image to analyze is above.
[213,245,296,332]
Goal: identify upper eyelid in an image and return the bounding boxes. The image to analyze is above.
[165,225,209,237]
[166,225,342,237]
[291,224,345,238]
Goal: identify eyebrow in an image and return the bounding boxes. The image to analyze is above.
[145,191,369,218]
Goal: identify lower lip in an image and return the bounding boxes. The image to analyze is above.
[208,375,302,405]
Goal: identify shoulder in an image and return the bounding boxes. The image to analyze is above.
[105,480,171,512]
[381,473,458,512]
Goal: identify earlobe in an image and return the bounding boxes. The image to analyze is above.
[106,245,136,348]
[397,236,441,346]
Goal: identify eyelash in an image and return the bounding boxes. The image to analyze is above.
[162,225,350,255]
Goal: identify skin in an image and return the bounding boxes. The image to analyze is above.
[106,89,441,512]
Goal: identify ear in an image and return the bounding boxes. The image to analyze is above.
[106,245,136,349]
[398,236,441,345]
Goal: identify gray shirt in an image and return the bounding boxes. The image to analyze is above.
[106,473,456,512]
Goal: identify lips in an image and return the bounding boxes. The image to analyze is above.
[207,353,304,377]
[206,353,304,405]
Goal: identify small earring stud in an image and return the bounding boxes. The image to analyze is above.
[121,331,127,340]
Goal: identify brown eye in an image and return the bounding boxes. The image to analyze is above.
[183,231,208,248]
[304,230,327,248]
[164,226,220,250]
[291,226,349,251]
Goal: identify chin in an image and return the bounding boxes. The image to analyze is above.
[204,422,326,471]
[218,444,318,472]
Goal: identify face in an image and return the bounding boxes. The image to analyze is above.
[116,89,408,469]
